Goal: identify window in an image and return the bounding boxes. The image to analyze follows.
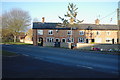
[96,31,100,35]
[79,31,84,35]
[106,38,111,42]
[78,37,85,43]
[46,37,54,42]
[106,31,110,35]
[61,38,66,43]
[67,37,74,43]
[67,30,72,35]
[48,30,53,35]
[37,30,43,35]
[55,38,60,42]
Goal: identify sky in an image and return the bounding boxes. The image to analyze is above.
[1,0,120,27]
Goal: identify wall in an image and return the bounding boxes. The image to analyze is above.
[33,29,37,46]
[33,29,119,46]
[43,42,54,47]
[60,42,69,48]
[77,43,120,50]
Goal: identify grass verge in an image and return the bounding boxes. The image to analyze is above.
[1,50,18,56]
[1,42,32,45]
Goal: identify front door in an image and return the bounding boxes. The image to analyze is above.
[112,39,114,44]
[38,37,43,46]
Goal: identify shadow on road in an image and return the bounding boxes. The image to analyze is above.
[2,55,119,79]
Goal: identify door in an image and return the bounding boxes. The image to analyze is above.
[86,39,89,43]
[38,37,43,46]
[112,39,114,44]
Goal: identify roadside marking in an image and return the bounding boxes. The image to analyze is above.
[76,65,93,69]
[23,54,29,56]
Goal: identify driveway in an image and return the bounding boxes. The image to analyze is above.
[2,44,119,78]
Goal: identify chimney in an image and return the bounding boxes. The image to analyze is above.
[42,17,45,23]
[95,19,100,25]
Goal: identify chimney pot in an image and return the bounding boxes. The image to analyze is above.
[42,17,45,23]
[95,19,100,25]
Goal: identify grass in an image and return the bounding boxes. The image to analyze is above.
[1,50,18,56]
[1,42,32,45]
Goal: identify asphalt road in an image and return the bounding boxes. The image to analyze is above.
[2,44,120,78]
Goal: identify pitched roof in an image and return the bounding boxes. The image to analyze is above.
[33,22,118,30]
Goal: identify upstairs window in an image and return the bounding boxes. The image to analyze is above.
[67,30,72,35]
[48,30,53,35]
[79,31,84,35]
[37,30,43,35]
[106,31,110,35]
[96,31,100,35]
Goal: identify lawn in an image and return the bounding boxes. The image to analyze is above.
[1,42,32,45]
[1,50,18,56]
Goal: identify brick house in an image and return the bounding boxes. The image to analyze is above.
[32,18,119,48]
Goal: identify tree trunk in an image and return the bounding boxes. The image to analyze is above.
[13,35,17,42]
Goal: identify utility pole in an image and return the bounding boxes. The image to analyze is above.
[117,8,120,44]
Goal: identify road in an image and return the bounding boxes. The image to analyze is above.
[2,44,119,77]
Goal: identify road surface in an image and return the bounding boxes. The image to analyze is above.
[2,44,119,78]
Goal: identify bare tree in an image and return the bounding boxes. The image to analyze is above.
[2,8,31,42]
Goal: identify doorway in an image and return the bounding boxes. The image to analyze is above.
[38,37,43,46]
[86,39,89,43]
[112,39,114,44]
[91,39,95,43]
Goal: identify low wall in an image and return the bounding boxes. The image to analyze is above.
[77,43,120,50]
[43,42,54,47]
[24,40,33,44]
[43,42,70,48]
[60,43,69,48]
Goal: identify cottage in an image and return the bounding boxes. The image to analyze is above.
[32,18,119,48]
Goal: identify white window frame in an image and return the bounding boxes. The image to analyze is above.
[78,37,85,43]
[48,30,53,35]
[61,38,66,43]
[55,38,60,42]
[106,38,111,42]
[67,37,74,43]
[67,30,72,35]
[46,37,54,42]
[96,31,100,35]
[79,31,84,35]
[37,30,43,35]
[106,31,110,35]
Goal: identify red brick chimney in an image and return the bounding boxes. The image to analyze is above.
[95,19,100,25]
[42,17,45,23]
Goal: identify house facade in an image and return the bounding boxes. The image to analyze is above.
[33,19,119,47]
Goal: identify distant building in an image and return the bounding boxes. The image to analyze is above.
[20,29,33,44]
[32,17,119,48]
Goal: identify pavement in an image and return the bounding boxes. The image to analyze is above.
[2,44,120,78]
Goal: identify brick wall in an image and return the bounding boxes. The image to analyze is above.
[33,29,118,46]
